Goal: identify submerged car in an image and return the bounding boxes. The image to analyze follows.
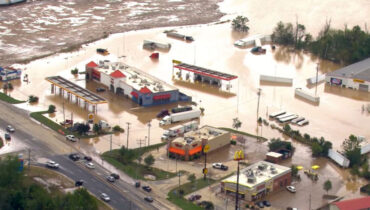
[6,125,15,133]
[286,185,296,193]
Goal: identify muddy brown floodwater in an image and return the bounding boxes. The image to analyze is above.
[2,0,370,154]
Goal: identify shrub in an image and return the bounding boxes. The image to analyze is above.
[48,105,56,113]
[28,95,39,103]
[113,125,124,133]
[232,16,249,32]
[230,140,237,145]
[71,68,79,75]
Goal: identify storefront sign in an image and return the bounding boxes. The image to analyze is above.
[353,79,365,83]
[330,78,342,85]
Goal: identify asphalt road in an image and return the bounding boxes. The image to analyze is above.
[0,101,159,210]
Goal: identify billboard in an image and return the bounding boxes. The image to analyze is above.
[330,78,342,85]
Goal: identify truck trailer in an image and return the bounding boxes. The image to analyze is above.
[159,109,201,126]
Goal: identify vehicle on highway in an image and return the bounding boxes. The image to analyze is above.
[96,87,106,92]
[106,176,115,182]
[6,125,15,133]
[84,156,92,161]
[100,193,110,202]
[66,135,78,142]
[212,163,228,171]
[110,173,120,180]
[4,133,11,141]
[144,196,153,203]
[75,180,84,187]
[85,162,95,169]
[256,201,265,208]
[46,160,59,169]
[135,181,141,188]
[69,153,81,161]
[142,186,152,192]
[188,194,201,201]
[263,200,271,207]
[286,185,296,193]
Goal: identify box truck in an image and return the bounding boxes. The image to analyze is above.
[161,121,198,140]
[159,109,201,126]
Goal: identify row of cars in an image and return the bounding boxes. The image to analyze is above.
[134,181,154,203]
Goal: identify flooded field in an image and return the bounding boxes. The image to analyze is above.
[2,0,370,153]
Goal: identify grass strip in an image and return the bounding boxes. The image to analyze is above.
[0,92,25,104]
[30,111,69,135]
[167,178,216,210]
[102,142,176,180]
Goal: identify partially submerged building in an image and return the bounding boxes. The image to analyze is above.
[168,126,230,161]
[0,67,22,81]
[86,60,191,106]
[326,57,370,92]
[221,161,291,201]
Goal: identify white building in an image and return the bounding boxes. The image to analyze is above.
[325,57,370,92]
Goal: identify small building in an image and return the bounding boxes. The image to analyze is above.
[168,126,230,161]
[326,57,370,92]
[221,161,291,201]
[265,152,283,163]
[329,196,370,210]
[86,60,191,106]
[0,67,22,81]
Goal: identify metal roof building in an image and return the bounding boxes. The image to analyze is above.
[326,58,370,92]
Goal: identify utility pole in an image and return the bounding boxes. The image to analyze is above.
[126,122,130,149]
[147,121,151,146]
[309,193,311,210]
[136,138,146,149]
[257,88,262,118]
[62,101,66,128]
[110,134,112,151]
[315,63,319,96]
[28,148,31,169]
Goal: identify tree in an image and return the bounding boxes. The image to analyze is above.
[48,105,56,113]
[271,21,294,45]
[93,123,102,134]
[291,165,298,177]
[144,154,155,168]
[113,125,124,133]
[311,142,323,157]
[118,146,136,164]
[232,118,242,130]
[231,16,249,32]
[342,135,365,166]
[268,138,293,152]
[187,173,196,183]
[323,179,332,194]
[28,95,39,103]
[71,68,79,75]
[283,124,291,133]
[76,123,90,135]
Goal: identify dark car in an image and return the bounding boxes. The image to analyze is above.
[188,194,202,201]
[84,156,92,161]
[96,87,106,92]
[110,173,120,180]
[75,180,84,187]
[263,200,271,207]
[4,133,11,141]
[256,201,265,208]
[144,196,153,203]
[69,153,80,161]
[142,186,152,192]
[135,181,141,188]
[156,109,169,118]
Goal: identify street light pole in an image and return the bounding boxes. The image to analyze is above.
[126,122,130,149]
[315,63,319,96]
[147,121,151,146]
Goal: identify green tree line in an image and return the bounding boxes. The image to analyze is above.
[271,21,370,64]
[0,156,98,210]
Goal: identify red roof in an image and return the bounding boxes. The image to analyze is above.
[86,61,98,68]
[333,196,370,210]
[110,70,126,78]
[130,91,138,98]
[139,86,152,94]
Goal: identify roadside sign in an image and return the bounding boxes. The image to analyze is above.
[203,144,210,153]
[234,150,244,161]
[203,168,208,175]
[88,113,94,123]
[172,59,182,65]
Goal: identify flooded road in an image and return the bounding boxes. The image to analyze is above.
[2,0,370,153]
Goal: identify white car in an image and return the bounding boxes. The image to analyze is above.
[6,125,15,133]
[66,135,78,142]
[286,185,296,193]
[46,160,59,169]
[100,193,110,202]
[85,162,95,169]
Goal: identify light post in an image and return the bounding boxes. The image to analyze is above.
[147,121,151,146]
[234,150,244,210]
[203,144,210,180]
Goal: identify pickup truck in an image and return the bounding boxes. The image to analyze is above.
[212,163,228,171]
